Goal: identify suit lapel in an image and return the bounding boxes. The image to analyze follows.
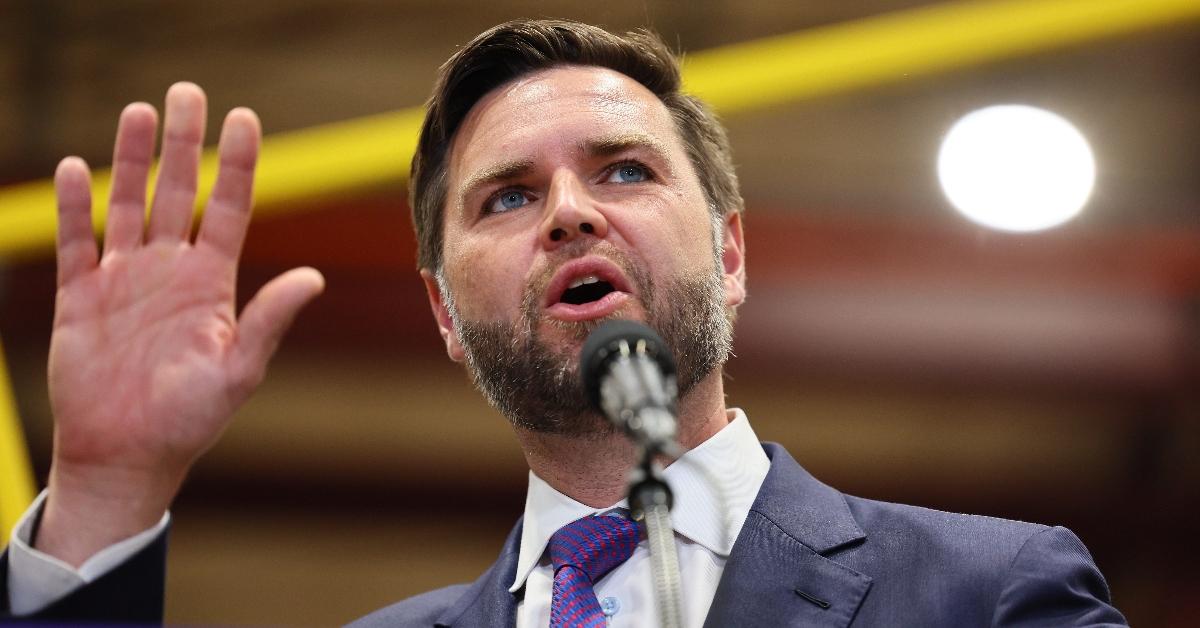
[434,519,523,628]
[704,444,872,628]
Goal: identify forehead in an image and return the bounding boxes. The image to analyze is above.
[447,65,682,184]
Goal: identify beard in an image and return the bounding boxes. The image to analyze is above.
[446,242,733,437]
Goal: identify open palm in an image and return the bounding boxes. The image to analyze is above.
[41,83,323,564]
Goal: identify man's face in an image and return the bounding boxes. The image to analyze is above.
[424,65,745,434]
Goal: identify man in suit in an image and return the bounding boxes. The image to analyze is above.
[3,19,1126,626]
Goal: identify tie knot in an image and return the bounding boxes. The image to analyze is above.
[549,514,640,583]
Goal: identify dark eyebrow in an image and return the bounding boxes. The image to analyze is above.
[459,159,535,208]
[579,134,671,166]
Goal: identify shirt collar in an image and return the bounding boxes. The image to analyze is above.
[508,408,769,593]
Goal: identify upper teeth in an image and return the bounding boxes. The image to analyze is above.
[568,275,601,289]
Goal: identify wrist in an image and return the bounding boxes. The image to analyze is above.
[37,458,182,567]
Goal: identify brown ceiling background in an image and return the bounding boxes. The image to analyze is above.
[1,1,1197,625]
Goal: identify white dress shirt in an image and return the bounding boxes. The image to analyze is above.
[513,409,769,627]
[7,409,769,625]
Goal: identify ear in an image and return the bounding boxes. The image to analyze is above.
[420,268,466,362]
[721,212,746,307]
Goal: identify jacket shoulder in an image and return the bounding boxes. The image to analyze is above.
[839,492,1055,593]
[843,493,1049,561]
[836,495,1125,625]
[346,583,471,628]
[346,517,523,627]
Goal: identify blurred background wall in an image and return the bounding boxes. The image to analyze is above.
[0,0,1197,625]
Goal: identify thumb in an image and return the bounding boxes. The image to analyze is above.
[230,266,325,392]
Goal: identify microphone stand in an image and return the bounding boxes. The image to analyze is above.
[582,322,685,628]
[628,413,684,628]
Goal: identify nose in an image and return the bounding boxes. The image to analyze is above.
[539,168,608,249]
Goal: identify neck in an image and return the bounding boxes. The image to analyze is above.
[513,370,731,508]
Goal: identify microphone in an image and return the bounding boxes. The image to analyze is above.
[581,320,679,453]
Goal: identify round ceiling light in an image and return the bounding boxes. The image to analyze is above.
[937,104,1095,232]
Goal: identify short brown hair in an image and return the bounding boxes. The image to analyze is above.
[410,19,743,271]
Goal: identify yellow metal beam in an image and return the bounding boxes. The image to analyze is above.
[0,335,36,536]
[0,108,425,262]
[682,0,1200,112]
[0,0,1197,262]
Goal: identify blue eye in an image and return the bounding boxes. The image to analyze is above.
[487,189,530,214]
[607,163,650,183]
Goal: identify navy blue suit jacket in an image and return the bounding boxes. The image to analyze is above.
[2,443,1126,626]
[351,444,1126,627]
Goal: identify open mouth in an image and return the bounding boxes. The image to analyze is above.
[560,275,616,305]
[544,258,633,322]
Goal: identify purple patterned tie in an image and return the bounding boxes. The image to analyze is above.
[549,514,641,628]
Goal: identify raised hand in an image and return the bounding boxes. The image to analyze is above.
[37,83,324,566]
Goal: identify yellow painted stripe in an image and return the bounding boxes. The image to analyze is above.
[1,0,1198,261]
[0,336,36,536]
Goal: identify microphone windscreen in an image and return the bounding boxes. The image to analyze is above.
[580,320,676,409]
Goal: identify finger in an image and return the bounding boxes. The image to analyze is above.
[54,157,99,288]
[147,82,206,243]
[196,108,261,262]
[104,103,158,256]
[229,267,325,392]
